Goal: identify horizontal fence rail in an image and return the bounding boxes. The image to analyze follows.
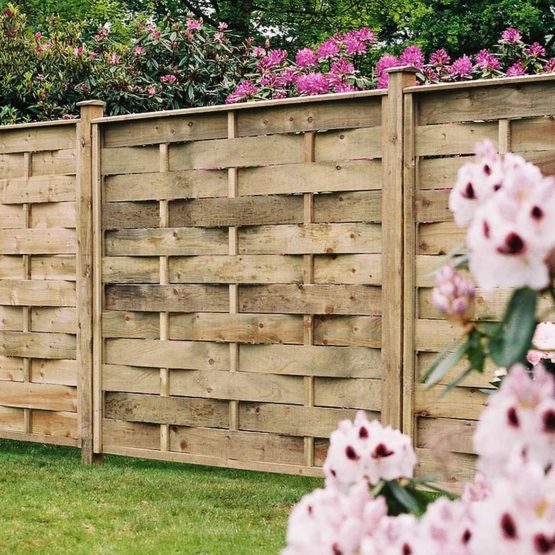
[0,71,553,489]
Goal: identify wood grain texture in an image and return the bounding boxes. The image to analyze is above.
[104,392,229,427]
[105,338,229,370]
[105,284,229,312]
[238,223,381,255]
[239,284,381,315]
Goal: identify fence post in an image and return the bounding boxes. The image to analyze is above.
[76,100,105,464]
[381,67,418,430]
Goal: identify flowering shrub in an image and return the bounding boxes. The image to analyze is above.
[284,144,555,553]
[284,367,555,555]
[0,5,253,123]
[424,141,555,386]
[2,2,553,122]
[227,27,555,103]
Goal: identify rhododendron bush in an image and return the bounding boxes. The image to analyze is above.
[283,146,555,553]
[227,27,555,103]
[2,2,554,123]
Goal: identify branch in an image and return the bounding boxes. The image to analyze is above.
[179,0,220,27]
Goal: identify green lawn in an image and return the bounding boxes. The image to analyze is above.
[0,440,320,554]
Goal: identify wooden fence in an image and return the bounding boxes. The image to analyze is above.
[0,70,553,488]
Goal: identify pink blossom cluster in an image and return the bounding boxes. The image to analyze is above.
[448,140,555,290]
[323,412,416,489]
[228,26,554,104]
[284,366,555,555]
[432,265,475,321]
[226,28,375,102]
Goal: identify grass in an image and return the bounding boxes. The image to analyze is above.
[0,440,321,554]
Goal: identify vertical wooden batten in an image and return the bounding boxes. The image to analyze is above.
[381,67,418,431]
[401,90,417,440]
[77,100,105,463]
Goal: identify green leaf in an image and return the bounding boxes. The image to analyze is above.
[423,340,468,388]
[385,481,421,515]
[489,287,537,367]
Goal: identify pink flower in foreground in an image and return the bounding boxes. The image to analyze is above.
[432,265,475,321]
[429,48,451,67]
[400,45,425,68]
[296,72,329,95]
[449,139,502,226]
[474,365,555,478]
[501,27,522,43]
[295,48,318,68]
[317,38,340,60]
[506,62,526,76]
[323,411,416,489]
[466,159,555,290]
[284,483,386,555]
[449,55,474,78]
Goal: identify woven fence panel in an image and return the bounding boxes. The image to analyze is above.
[406,77,555,490]
[0,122,79,446]
[98,96,385,475]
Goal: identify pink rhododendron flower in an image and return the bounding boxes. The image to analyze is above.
[34,32,42,41]
[146,85,156,96]
[449,55,474,78]
[475,49,501,71]
[376,54,400,88]
[501,27,522,43]
[533,322,555,351]
[317,38,340,60]
[331,58,355,75]
[133,46,145,56]
[284,483,386,555]
[323,412,416,489]
[149,29,161,40]
[544,59,555,72]
[295,48,317,68]
[525,42,547,57]
[252,46,266,58]
[432,265,475,321]
[296,72,329,95]
[465,151,555,290]
[277,69,297,86]
[218,22,228,30]
[108,53,121,64]
[343,31,368,55]
[355,28,375,42]
[506,62,526,76]
[73,47,84,57]
[449,139,503,226]
[257,49,288,71]
[160,74,177,83]
[186,19,202,31]
[400,45,425,68]
[225,80,259,103]
[474,364,555,478]
[429,48,451,67]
